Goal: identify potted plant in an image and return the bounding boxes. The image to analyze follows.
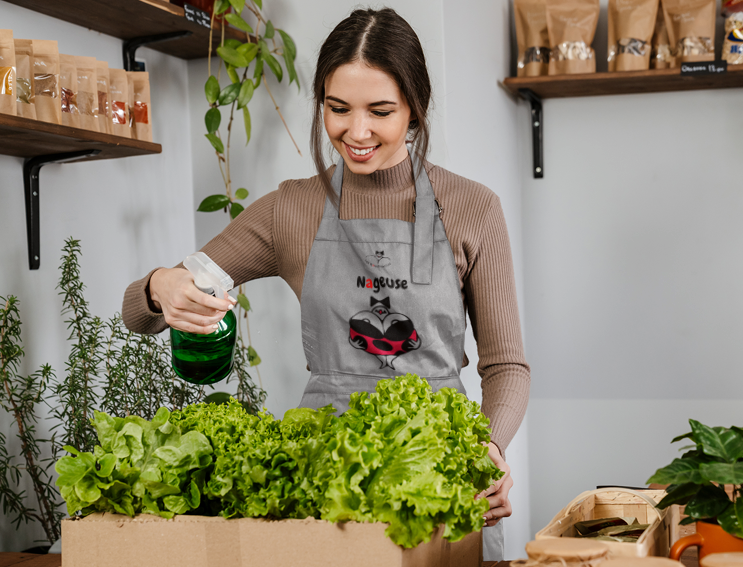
[647,419,743,560]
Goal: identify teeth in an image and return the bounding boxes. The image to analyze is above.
[349,146,375,156]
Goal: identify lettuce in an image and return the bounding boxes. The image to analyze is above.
[55,374,501,548]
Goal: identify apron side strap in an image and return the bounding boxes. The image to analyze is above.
[412,192,435,285]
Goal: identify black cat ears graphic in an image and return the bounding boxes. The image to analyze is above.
[370,296,391,308]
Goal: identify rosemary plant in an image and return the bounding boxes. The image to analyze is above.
[0,295,63,544]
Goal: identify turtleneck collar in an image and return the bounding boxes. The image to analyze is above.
[342,155,415,195]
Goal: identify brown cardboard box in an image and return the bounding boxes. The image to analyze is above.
[62,513,482,567]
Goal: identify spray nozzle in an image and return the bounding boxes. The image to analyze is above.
[183,252,233,299]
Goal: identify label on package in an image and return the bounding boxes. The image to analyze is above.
[680,60,728,76]
[184,4,211,28]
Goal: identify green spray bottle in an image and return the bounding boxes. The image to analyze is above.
[170,252,237,385]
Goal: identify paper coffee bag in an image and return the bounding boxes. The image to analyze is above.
[546,0,600,75]
[0,29,17,116]
[14,39,35,119]
[515,0,551,76]
[127,71,152,142]
[661,0,716,63]
[31,40,60,124]
[108,68,130,138]
[608,0,659,71]
[75,56,98,132]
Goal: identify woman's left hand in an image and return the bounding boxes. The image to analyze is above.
[476,442,513,527]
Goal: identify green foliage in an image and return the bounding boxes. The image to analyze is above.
[1,238,267,544]
[198,194,231,212]
[648,419,743,538]
[56,375,500,548]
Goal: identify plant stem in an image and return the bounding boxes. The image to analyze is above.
[262,73,302,156]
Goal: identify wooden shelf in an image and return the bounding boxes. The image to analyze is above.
[0,114,161,161]
[3,0,245,60]
[502,64,743,99]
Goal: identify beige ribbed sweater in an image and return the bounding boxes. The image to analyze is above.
[122,157,530,453]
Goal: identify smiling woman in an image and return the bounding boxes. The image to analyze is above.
[122,7,530,562]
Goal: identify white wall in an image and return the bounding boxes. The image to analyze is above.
[521,60,743,541]
[0,3,195,552]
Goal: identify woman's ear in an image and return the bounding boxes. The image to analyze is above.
[408,117,419,130]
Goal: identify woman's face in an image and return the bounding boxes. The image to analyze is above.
[324,62,412,174]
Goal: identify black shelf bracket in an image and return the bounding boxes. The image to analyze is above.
[123,31,193,71]
[23,150,101,270]
[518,89,543,179]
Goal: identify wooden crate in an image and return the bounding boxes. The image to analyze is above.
[536,488,681,558]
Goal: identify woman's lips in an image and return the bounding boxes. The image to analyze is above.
[344,142,379,162]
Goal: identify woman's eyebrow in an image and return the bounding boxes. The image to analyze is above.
[325,95,397,107]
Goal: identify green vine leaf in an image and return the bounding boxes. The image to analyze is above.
[278,30,296,60]
[228,0,245,13]
[204,75,220,104]
[215,0,231,15]
[253,57,264,82]
[243,107,251,145]
[197,194,231,212]
[218,83,241,106]
[204,108,221,133]
[225,13,253,34]
[237,294,251,311]
[227,65,240,84]
[237,43,259,63]
[247,346,261,366]
[224,38,243,50]
[263,52,283,82]
[230,202,244,219]
[282,50,298,91]
[253,0,262,10]
[205,133,224,154]
[237,80,254,109]
[217,46,248,68]
[264,20,275,39]
[235,188,249,200]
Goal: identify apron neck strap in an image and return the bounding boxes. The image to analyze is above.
[321,153,436,285]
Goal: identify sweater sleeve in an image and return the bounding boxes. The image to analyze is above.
[464,195,531,454]
[121,191,279,334]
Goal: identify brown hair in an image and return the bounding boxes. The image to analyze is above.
[310,7,432,205]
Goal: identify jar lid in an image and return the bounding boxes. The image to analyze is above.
[602,558,684,567]
[701,553,743,567]
[526,539,610,562]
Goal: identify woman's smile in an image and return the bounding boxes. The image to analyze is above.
[344,141,380,162]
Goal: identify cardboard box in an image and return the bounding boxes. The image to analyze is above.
[62,513,482,567]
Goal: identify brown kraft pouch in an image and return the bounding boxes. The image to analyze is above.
[546,0,600,74]
[651,7,675,67]
[75,56,98,132]
[32,40,60,124]
[95,60,110,134]
[515,0,551,76]
[0,29,17,116]
[661,0,716,63]
[59,54,79,128]
[127,71,152,142]
[608,0,659,71]
[14,39,36,119]
[108,68,130,138]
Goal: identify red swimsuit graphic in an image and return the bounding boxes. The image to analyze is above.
[349,296,422,369]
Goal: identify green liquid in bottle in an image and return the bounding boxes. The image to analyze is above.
[171,309,237,385]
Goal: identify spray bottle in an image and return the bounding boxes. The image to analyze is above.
[170,252,237,385]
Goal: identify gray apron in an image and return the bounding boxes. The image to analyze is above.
[299,154,504,560]
[299,155,466,412]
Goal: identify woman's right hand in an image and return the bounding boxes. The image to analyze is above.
[149,267,236,334]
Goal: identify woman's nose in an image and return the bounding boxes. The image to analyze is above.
[348,114,372,142]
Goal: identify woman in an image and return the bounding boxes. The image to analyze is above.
[122,7,529,559]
